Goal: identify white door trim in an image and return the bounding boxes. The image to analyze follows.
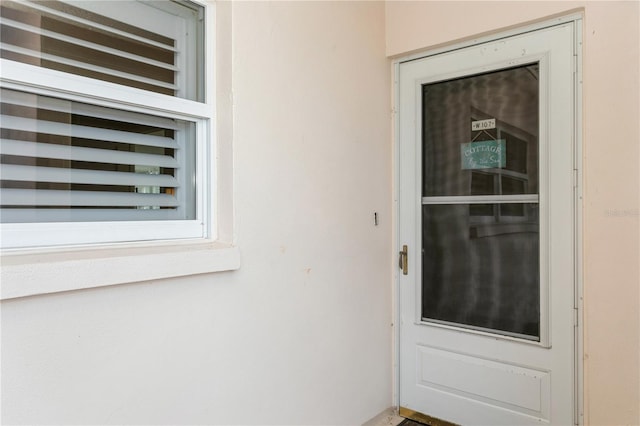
[391,13,583,424]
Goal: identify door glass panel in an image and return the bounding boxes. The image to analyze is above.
[422,65,539,197]
[422,204,540,339]
[421,64,540,340]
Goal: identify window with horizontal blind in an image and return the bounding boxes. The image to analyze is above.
[0,0,212,249]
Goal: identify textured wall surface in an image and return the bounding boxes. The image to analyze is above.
[386,2,640,424]
[3,2,637,425]
[1,2,392,424]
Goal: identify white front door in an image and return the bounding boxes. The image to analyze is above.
[398,21,579,425]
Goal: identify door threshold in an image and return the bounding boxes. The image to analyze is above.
[399,407,459,426]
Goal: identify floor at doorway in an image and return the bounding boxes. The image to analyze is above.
[362,408,405,426]
[397,420,426,426]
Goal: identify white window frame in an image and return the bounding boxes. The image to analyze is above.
[0,65,210,248]
[0,0,239,299]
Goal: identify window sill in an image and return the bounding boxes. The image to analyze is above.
[0,241,240,300]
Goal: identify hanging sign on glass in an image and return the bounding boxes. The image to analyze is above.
[461,139,506,169]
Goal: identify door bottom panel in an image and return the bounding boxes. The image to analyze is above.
[416,344,550,419]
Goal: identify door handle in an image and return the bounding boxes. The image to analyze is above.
[399,245,408,275]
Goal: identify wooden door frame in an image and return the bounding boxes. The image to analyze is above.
[391,12,584,424]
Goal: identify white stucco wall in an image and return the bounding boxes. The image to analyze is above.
[0,2,392,424]
[386,2,640,425]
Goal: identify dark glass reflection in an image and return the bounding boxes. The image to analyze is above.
[422,204,540,339]
[422,64,539,197]
[421,64,541,339]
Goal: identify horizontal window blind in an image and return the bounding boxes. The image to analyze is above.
[0,0,206,248]
[0,0,200,99]
[0,88,196,223]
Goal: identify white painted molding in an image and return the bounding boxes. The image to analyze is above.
[1,242,240,300]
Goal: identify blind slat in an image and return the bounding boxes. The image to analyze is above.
[0,188,179,206]
[1,115,177,149]
[1,164,178,187]
[18,1,178,52]
[1,139,179,168]
[0,208,182,222]
[0,17,178,72]
[1,88,180,130]
[0,43,177,91]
